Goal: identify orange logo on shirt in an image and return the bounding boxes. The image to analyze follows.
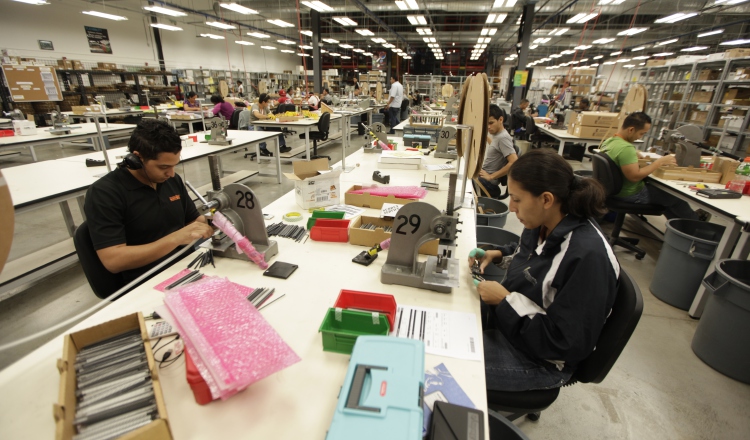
[169,195,181,202]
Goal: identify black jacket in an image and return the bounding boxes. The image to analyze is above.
[491,215,619,371]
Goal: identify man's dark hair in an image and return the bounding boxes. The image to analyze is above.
[128,119,181,161]
[391,74,399,82]
[186,91,197,98]
[234,101,247,107]
[580,98,590,106]
[210,94,224,104]
[259,93,270,103]
[520,99,529,105]
[237,80,242,85]
[323,87,330,94]
[488,104,505,121]
[622,112,652,130]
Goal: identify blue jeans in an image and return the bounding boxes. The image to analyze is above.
[477,176,501,198]
[482,302,573,392]
[387,106,400,132]
[616,183,698,220]
[247,125,286,150]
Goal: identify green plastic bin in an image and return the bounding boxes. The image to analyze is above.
[306,210,345,230]
[318,308,390,354]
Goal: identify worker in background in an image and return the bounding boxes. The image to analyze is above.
[352,77,361,96]
[183,91,200,111]
[511,99,534,132]
[469,149,618,392]
[243,93,290,156]
[83,120,213,285]
[307,91,320,110]
[410,90,422,107]
[477,105,517,198]
[236,80,244,98]
[209,94,234,120]
[385,74,404,134]
[320,88,333,105]
[555,80,571,103]
[600,112,698,220]
[277,89,291,105]
[579,98,590,112]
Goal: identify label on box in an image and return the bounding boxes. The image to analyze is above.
[380,203,402,218]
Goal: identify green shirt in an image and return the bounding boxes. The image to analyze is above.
[600,136,644,197]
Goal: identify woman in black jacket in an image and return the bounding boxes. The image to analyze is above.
[469,149,619,392]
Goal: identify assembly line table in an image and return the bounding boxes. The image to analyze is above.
[0,146,489,439]
[537,126,608,156]
[63,109,145,123]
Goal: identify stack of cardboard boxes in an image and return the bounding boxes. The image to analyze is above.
[567,111,620,138]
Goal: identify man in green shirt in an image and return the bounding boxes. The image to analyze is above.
[601,112,698,220]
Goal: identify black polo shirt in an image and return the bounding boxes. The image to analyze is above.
[83,166,200,283]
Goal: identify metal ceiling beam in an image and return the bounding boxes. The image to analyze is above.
[348,0,410,48]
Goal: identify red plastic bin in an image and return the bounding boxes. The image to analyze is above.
[310,219,350,242]
[334,289,398,329]
[185,351,215,405]
[0,130,14,137]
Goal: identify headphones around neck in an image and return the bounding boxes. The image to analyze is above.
[122,153,143,170]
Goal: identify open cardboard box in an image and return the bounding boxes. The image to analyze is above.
[344,185,417,209]
[349,215,438,255]
[283,158,343,209]
[54,313,172,440]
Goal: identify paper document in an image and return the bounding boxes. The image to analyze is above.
[324,204,365,219]
[424,164,455,171]
[391,305,482,361]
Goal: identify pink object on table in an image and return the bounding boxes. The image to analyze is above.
[153,270,255,297]
[164,277,300,401]
[212,212,268,269]
[347,186,427,200]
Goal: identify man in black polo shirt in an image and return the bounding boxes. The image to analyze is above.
[84,119,213,283]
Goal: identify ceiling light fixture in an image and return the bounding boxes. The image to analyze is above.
[575,45,592,50]
[655,12,698,23]
[652,52,674,56]
[300,1,334,12]
[681,46,708,51]
[656,39,678,46]
[267,19,294,27]
[143,6,186,16]
[82,11,128,21]
[339,43,353,49]
[631,46,646,51]
[593,38,616,44]
[297,53,310,57]
[407,15,428,25]
[235,41,254,45]
[383,43,395,48]
[617,27,648,36]
[323,38,340,43]
[616,58,632,63]
[13,0,49,5]
[248,32,271,39]
[567,12,599,24]
[594,55,604,59]
[603,61,616,65]
[333,17,357,26]
[261,46,276,50]
[206,21,236,29]
[611,51,622,56]
[329,52,341,57]
[281,49,295,53]
[353,48,365,52]
[300,30,313,36]
[200,33,225,39]
[278,40,296,45]
[720,39,750,46]
[150,23,183,31]
[363,52,373,56]
[219,3,258,14]
[633,55,650,60]
[355,29,374,36]
[486,13,508,24]
[300,45,313,49]
[697,29,724,38]
[548,28,570,36]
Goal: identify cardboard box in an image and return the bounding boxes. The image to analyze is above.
[668,92,683,101]
[12,120,36,136]
[690,90,714,103]
[570,124,613,138]
[707,134,721,147]
[718,135,738,151]
[575,111,619,128]
[689,110,708,124]
[717,117,744,130]
[53,313,172,440]
[727,98,750,106]
[646,59,668,67]
[725,48,750,59]
[71,105,103,115]
[697,69,721,81]
[283,158,342,209]
[713,156,741,185]
[652,166,722,183]
[57,60,73,70]
[349,215,438,255]
[723,88,750,102]
[72,61,84,70]
[731,68,750,81]
[344,185,417,209]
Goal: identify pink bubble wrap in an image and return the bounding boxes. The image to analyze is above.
[212,212,268,269]
[153,270,255,297]
[347,186,427,200]
[163,277,300,400]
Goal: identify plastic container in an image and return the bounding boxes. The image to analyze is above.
[318,308,390,354]
[310,219,350,242]
[476,197,509,228]
[650,219,725,310]
[692,260,750,384]
[185,351,214,405]
[0,129,14,137]
[475,226,520,282]
[307,210,346,230]
[334,290,397,328]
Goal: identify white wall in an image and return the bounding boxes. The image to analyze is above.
[0,0,298,72]
[531,63,633,93]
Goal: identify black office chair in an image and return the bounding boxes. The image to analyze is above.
[299,112,331,161]
[486,268,644,421]
[592,152,665,259]
[73,222,125,299]
[488,412,531,440]
[228,108,243,130]
[276,104,297,136]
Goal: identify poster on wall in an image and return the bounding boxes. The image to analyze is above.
[372,51,387,70]
[84,26,113,54]
[513,70,529,87]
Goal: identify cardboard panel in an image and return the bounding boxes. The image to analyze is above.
[2,64,62,102]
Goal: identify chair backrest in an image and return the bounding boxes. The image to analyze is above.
[278,104,295,113]
[229,108,243,130]
[573,268,644,384]
[317,112,331,134]
[592,152,624,197]
[525,115,537,135]
[73,222,125,299]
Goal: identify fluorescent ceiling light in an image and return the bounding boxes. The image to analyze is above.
[329,52,341,57]
[261,46,276,50]
[300,30,313,36]
[550,54,562,58]
[603,61,616,65]
[655,12,698,24]
[363,52,373,56]
[697,29,723,38]
[617,27,648,36]
[404,56,412,59]
[486,13,508,24]
[82,11,127,20]
[300,45,313,49]
[633,55,650,60]
[206,21,236,29]
[403,0,419,9]
[639,62,646,65]
[383,43,395,48]
[268,19,295,27]
[591,63,600,66]
[567,12,599,24]
[150,23,183,31]
[219,3,258,14]
[478,37,491,44]
[323,38,340,43]
[616,58,631,63]
[353,48,364,52]
[681,46,708,51]
[530,45,539,49]
[395,1,408,10]
[200,33,225,39]
[300,1,334,12]
[278,40,296,45]
[631,46,646,51]
[321,49,326,53]
[281,49,296,53]
[407,15,428,25]
[235,41,254,45]
[561,49,576,54]
[339,43,353,49]
[356,29,375,36]
[594,55,603,59]
[493,0,504,7]
[143,6,186,16]
[652,52,674,56]
[720,39,750,46]
[248,32,270,39]
[333,17,358,26]
[533,37,551,44]
[624,64,635,68]
[13,0,49,4]
[342,55,352,59]
[297,53,310,57]
[580,58,589,62]
[549,28,569,36]
[599,0,626,4]
[575,45,592,50]
[371,38,386,43]
[593,38,616,44]
[611,51,622,56]
[417,28,432,35]
[656,39,678,46]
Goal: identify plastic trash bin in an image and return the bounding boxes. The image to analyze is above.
[475,226,520,282]
[691,260,750,384]
[476,197,509,228]
[650,219,725,310]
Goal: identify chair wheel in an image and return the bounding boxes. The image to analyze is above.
[526,412,540,422]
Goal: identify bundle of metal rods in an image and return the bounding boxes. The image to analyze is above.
[360,223,391,232]
[266,222,308,242]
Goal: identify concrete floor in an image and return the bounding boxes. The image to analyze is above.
[1,135,749,439]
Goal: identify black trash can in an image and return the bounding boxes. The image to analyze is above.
[650,219,725,310]
[692,260,750,384]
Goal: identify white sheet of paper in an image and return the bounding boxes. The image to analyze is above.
[424,164,455,171]
[380,203,402,218]
[323,204,365,219]
[391,305,482,361]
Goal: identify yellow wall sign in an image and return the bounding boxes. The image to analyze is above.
[513,70,529,87]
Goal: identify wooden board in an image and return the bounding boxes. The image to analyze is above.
[458,74,490,179]
[455,78,472,157]
[320,102,334,114]
[0,170,13,275]
[2,64,62,102]
[652,166,722,183]
[376,82,383,101]
[442,83,454,98]
[219,80,229,97]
